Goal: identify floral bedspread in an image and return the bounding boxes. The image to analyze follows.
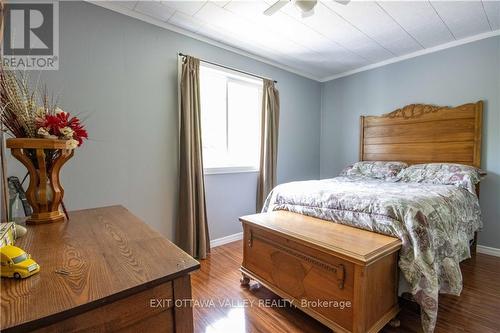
[262,176,482,333]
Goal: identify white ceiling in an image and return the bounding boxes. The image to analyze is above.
[103,1,500,81]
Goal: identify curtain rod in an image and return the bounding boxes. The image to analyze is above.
[178,53,277,84]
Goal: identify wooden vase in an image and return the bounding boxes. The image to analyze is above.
[6,138,74,224]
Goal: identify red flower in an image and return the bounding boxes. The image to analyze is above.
[37,111,88,146]
[68,116,88,146]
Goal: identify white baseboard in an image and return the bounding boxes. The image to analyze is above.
[210,232,243,248]
[477,245,500,257]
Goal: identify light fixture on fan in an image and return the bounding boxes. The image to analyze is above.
[295,0,317,17]
[264,0,350,18]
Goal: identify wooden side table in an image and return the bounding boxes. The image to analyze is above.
[1,205,199,332]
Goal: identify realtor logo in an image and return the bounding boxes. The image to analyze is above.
[1,1,59,70]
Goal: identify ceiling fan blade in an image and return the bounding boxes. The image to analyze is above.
[264,0,289,16]
[335,0,350,5]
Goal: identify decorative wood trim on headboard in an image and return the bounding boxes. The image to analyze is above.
[359,116,365,162]
[359,101,483,168]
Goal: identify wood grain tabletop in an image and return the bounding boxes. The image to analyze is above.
[1,205,199,331]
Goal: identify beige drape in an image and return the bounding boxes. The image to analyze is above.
[256,79,280,212]
[177,56,210,259]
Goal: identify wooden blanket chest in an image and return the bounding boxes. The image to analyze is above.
[240,211,402,333]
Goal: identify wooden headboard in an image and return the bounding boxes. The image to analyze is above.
[359,101,483,168]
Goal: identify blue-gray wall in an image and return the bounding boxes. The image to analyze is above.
[4,1,497,249]
[5,1,321,240]
[320,36,500,248]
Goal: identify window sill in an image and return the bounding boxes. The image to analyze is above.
[204,167,259,175]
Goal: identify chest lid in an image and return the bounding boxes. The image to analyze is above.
[240,211,401,265]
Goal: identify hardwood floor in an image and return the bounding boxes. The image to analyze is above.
[191,240,500,333]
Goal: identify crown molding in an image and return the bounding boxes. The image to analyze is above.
[86,1,322,82]
[320,29,500,82]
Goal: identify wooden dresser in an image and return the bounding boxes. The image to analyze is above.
[240,211,402,333]
[1,205,199,332]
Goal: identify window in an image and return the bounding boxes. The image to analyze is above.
[12,253,28,264]
[200,63,262,174]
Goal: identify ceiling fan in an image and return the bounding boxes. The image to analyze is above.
[264,0,350,18]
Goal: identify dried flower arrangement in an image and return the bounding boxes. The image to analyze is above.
[0,69,88,148]
[0,68,88,224]
[0,69,88,170]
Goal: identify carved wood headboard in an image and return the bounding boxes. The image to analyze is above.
[359,101,483,168]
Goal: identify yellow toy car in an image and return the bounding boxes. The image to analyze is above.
[1,245,40,279]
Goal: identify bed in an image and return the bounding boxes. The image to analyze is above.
[262,101,484,333]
